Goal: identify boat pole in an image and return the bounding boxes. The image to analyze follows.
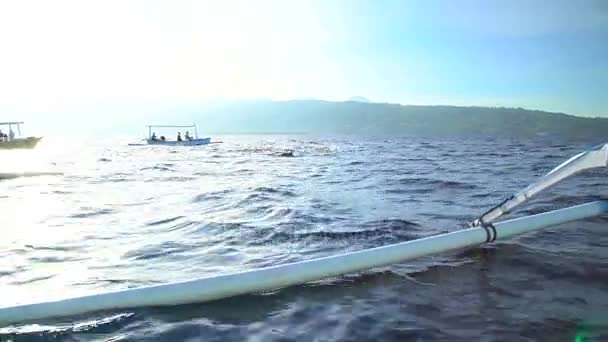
[0,201,607,326]
[473,143,608,226]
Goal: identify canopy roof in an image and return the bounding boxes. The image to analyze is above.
[147,125,195,128]
[0,122,24,126]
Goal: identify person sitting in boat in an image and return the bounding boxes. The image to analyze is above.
[0,130,4,142]
[185,131,192,141]
[151,132,158,141]
[160,136,166,141]
[177,132,183,142]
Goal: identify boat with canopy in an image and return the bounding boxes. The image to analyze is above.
[140,124,211,146]
[0,122,42,150]
[1,143,607,325]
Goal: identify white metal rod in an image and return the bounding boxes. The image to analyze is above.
[475,143,608,225]
[1,201,606,326]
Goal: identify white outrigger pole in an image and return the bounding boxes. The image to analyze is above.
[1,144,607,326]
[472,143,608,226]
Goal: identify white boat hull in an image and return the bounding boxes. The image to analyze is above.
[146,138,211,146]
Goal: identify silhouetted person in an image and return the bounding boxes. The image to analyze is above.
[177,132,183,142]
[185,131,192,141]
[151,132,158,141]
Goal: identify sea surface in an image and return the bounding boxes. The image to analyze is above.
[0,135,607,341]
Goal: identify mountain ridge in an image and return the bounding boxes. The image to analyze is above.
[174,100,608,138]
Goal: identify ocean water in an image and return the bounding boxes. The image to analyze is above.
[0,135,607,341]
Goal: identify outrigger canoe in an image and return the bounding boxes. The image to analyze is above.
[142,124,211,146]
[0,122,42,150]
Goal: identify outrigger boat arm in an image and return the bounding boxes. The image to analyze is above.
[472,143,608,226]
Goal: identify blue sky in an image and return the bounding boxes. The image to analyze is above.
[0,0,606,132]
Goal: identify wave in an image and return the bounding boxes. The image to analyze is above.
[192,189,234,203]
[140,165,174,172]
[123,241,192,261]
[0,171,63,180]
[69,208,115,219]
[145,216,185,227]
[393,177,478,190]
[0,313,134,339]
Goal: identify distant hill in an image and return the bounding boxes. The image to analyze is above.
[148,100,608,138]
[348,96,371,103]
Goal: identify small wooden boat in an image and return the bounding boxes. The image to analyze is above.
[131,124,211,146]
[0,122,42,150]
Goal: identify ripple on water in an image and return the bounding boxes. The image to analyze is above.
[1,137,605,341]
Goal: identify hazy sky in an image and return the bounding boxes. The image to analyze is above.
[0,0,606,129]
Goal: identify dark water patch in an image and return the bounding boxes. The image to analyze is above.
[161,176,196,182]
[24,244,77,252]
[0,172,63,180]
[140,165,174,172]
[193,189,233,203]
[541,153,561,160]
[471,192,492,198]
[237,193,276,206]
[70,208,115,219]
[184,222,252,238]
[418,142,437,150]
[98,158,112,162]
[475,152,511,158]
[392,177,478,190]
[252,186,297,197]
[234,168,254,174]
[146,216,185,227]
[531,164,550,173]
[9,274,55,285]
[27,255,85,263]
[275,150,296,157]
[323,179,345,185]
[534,194,602,208]
[123,241,193,261]
[246,204,274,213]
[263,207,295,219]
[419,212,471,222]
[385,188,431,195]
[92,176,134,184]
[193,171,216,176]
[348,161,365,165]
